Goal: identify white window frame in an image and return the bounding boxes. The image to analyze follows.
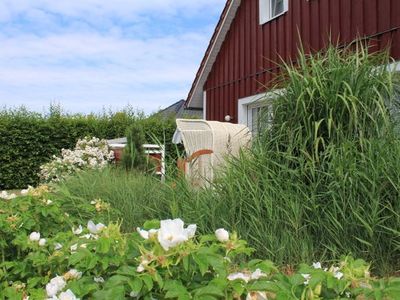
[238,90,283,134]
[259,0,289,25]
[387,61,400,72]
[247,103,270,135]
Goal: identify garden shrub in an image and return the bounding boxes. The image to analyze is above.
[138,115,180,164]
[122,124,147,171]
[1,190,399,299]
[40,137,114,183]
[0,107,177,189]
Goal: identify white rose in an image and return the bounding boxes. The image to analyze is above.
[334,271,344,280]
[136,228,149,239]
[136,264,145,273]
[46,276,66,297]
[227,272,251,282]
[215,228,229,242]
[301,274,311,285]
[94,277,105,283]
[72,225,83,235]
[50,276,66,290]
[96,223,106,232]
[312,262,322,269]
[20,189,29,195]
[58,289,79,300]
[65,269,82,280]
[250,269,267,280]
[157,219,194,251]
[87,221,106,234]
[29,232,41,242]
[137,228,158,240]
[148,229,158,239]
[0,191,9,199]
[39,238,47,246]
[185,224,197,238]
[45,283,59,297]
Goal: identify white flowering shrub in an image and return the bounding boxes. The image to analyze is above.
[1,189,399,299]
[0,190,17,200]
[39,137,114,183]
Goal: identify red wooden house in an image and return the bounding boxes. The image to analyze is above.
[185,0,400,134]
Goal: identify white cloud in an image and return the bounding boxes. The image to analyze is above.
[0,0,225,113]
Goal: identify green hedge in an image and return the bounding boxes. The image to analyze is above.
[0,108,177,189]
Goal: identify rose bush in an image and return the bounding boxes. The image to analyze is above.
[39,137,114,183]
[1,190,399,299]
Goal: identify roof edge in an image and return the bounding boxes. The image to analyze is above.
[185,0,241,109]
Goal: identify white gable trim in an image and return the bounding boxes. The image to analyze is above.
[186,0,241,109]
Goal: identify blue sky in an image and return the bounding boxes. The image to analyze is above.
[0,0,225,114]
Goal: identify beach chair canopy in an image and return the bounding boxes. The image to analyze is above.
[175,119,251,185]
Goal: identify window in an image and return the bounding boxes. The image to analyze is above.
[238,92,278,136]
[271,0,285,16]
[391,71,400,132]
[259,0,288,25]
[247,103,272,136]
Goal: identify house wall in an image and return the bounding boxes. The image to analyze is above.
[204,0,400,122]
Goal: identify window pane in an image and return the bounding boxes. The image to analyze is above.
[252,107,259,135]
[271,0,284,17]
[392,71,400,133]
[247,104,273,136]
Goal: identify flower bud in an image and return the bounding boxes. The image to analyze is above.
[29,232,40,242]
[314,283,322,296]
[215,228,229,242]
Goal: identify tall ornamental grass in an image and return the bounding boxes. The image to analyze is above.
[57,45,400,275]
[198,44,400,275]
[55,167,168,232]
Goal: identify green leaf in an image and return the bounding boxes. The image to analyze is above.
[164,280,191,300]
[92,286,125,300]
[143,219,160,230]
[183,255,190,272]
[27,277,43,288]
[248,280,278,292]
[104,275,129,289]
[97,237,111,254]
[117,265,138,276]
[3,287,23,300]
[128,278,143,294]
[193,253,209,276]
[141,274,154,291]
[69,250,88,265]
[194,284,225,298]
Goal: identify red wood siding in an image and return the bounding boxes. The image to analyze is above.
[204,0,400,122]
